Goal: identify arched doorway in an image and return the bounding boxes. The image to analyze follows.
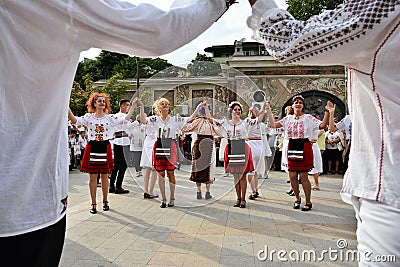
[281,90,346,120]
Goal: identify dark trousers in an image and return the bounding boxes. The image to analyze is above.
[273,150,282,171]
[0,215,66,267]
[342,142,351,173]
[110,144,128,188]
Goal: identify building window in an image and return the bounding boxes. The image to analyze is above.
[243,50,254,56]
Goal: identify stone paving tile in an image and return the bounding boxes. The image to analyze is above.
[165,231,196,243]
[221,236,255,256]
[193,234,224,245]
[158,241,195,254]
[147,251,188,266]
[224,227,252,236]
[69,259,116,267]
[115,249,154,265]
[127,237,163,251]
[189,242,222,258]
[82,247,124,262]
[140,230,170,242]
[172,225,201,234]
[220,255,256,266]
[97,236,136,250]
[183,252,220,267]
[198,221,226,235]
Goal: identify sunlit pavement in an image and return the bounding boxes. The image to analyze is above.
[61,167,357,267]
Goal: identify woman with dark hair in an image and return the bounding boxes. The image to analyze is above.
[266,95,332,211]
[212,101,265,208]
[68,93,136,214]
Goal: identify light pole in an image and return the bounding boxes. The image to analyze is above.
[135,57,140,96]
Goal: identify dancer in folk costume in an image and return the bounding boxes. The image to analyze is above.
[68,93,136,214]
[308,120,324,191]
[246,106,272,200]
[140,102,160,200]
[266,95,332,211]
[212,101,265,208]
[181,101,223,200]
[140,98,204,208]
[126,114,146,177]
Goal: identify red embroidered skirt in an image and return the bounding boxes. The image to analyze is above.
[80,141,114,174]
[287,139,313,172]
[152,138,178,171]
[224,140,254,174]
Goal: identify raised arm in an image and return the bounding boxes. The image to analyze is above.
[256,102,266,123]
[319,101,334,130]
[68,107,77,125]
[136,98,146,125]
[125,97,138,121]
[71,0,230,58]
[188,101,205,122]
[265,102,280,129]
[204,101,213,123]
[326,102,337,131]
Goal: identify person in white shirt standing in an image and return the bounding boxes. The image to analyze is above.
[109,99,131,194]
[0,1,236,266]
[128,114,146,178]
[325,127,342,175]
[79,127,88,168]
[247,0,400,263]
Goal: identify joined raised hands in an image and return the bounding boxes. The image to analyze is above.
[325,100,335,113]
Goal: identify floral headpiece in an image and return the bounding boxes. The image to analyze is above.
[292,95,304,103]
[229,101,243,110]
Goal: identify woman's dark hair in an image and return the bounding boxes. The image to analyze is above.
[229,101,243,113]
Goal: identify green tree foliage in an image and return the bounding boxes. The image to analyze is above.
[70,73,129,116]
[72,50,174,115]
[70,81,89,116]
[187,53,222,76]
[100,73,130,113]
[286,0,344,21]
[75,50,174,89]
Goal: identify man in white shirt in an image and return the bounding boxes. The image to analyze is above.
[109,99,131,194]
[247,0,400,264]
[0,1,235,265]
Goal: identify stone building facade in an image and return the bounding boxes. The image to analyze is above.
[94,41,347,120]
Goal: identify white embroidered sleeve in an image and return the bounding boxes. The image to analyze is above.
[248,0,399,66]
[70,0,227,57]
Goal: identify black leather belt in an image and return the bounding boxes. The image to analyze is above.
[114,131,128,138]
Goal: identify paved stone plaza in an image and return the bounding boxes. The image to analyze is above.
[61,167,357,267]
